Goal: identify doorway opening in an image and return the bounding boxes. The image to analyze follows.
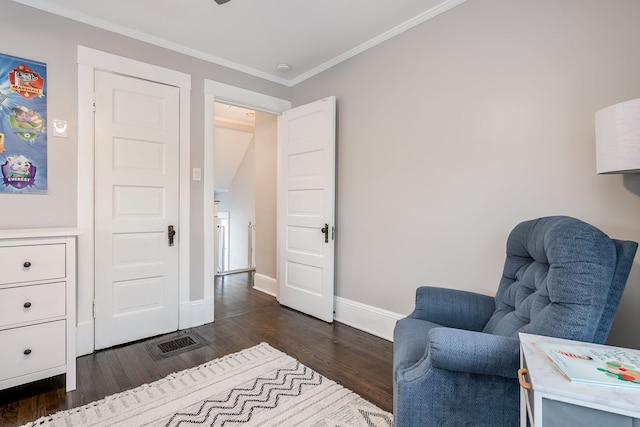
[213,101,278,279]
[203,79,292,318]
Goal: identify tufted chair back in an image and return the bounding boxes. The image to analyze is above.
[483,216,637,343]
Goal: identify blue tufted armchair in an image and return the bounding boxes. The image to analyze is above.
[393,216,637,427]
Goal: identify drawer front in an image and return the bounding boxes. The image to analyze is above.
[0,321,66,381]
[0,244,66,285]
[0,282,66,328]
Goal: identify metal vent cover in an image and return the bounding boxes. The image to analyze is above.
[145,331,205,360]
[157,336,197,353]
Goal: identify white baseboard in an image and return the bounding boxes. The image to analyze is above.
[248,276,400,342]
[77,294,400,355]
[254,273,278,298]
[76,320,94,356]
[334,297,404,342]
[186,296,214,328]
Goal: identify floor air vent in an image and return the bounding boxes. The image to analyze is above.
[145,331,205,360]
[158,336,197,353]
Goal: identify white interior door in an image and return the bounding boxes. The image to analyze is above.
[278,96,336,323]
[94,70,180,350]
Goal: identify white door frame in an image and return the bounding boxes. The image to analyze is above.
[203,80,291,315]
[77,46,191,356]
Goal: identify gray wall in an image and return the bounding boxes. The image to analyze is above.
[254,112,278,280]
[0,1,291,302]
[291,0,640,348]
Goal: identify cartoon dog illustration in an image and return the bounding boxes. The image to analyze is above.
[5,155,31,178]
[14,70,39,88]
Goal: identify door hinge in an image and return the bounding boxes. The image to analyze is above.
[92,299,96,318]
[92,93,96,112]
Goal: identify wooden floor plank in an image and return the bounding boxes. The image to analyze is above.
[0,272,393,426]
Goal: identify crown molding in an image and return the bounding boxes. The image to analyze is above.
[14,0,466,88]
[13,0,292,86]
[287,0,467,86]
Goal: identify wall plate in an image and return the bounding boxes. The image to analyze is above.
[53,119,68,137]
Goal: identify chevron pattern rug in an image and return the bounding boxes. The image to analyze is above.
[23,343,392,426]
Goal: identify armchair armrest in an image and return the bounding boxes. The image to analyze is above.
[410,286,496,331]
[428,328,520,378]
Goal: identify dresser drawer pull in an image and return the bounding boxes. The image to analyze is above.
[24,302,32,308]
[23,349,32,355]
[518,368,532,390]
[23,261,32,268]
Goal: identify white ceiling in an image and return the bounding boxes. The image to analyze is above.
[13,0,465,87]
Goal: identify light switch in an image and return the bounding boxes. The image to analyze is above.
[192,168,202,181]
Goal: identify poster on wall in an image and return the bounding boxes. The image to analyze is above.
[0,53,47,194]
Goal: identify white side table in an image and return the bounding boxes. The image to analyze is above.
[519,333,640,427]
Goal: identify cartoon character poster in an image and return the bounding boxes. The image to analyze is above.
[0,53,47,193]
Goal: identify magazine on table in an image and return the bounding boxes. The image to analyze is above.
[535,342,640,389]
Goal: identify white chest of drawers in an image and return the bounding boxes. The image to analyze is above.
[0,228,80,392]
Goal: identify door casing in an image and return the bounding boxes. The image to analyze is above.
[77,46,191,356]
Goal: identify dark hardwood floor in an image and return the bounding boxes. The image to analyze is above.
[0,272,393,426]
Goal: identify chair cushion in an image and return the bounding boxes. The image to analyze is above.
[482,216,617,342]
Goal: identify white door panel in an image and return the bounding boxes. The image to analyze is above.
[286,261,323,294]
[278,96,336,323]
[287,225,324,256]
[112,277,165,313]
[94,70,180,349]
[113,138,166,171]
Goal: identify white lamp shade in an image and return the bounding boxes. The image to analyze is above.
[595,98,640,174]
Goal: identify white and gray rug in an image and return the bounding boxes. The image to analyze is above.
[23,343,393,426]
